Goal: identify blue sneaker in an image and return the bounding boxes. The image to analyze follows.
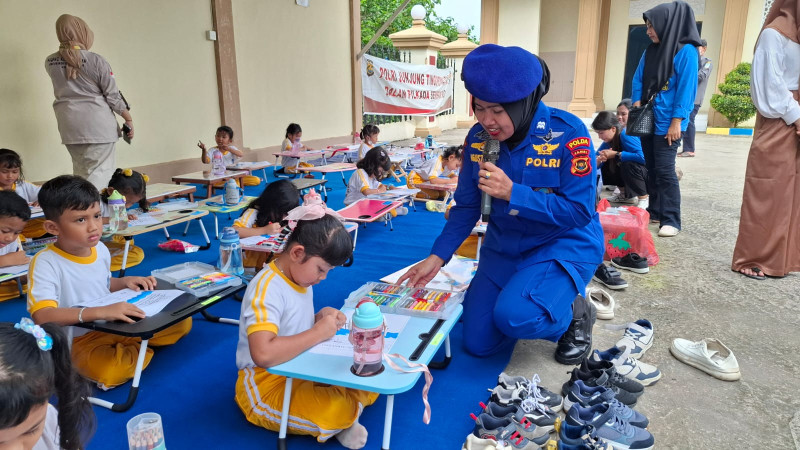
[566,403,654,450]
[482,400,558,433]
[591,346,662,387]
[472,412,551,446]
[564,380,649,428]
[556,421,615,449]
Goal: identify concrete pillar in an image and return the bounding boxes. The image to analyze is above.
[440,26,479,129]
[480,0,500,45]
[389,9,447,137]
[568,0,603,118]
[709,0,752,127]
[211,0,245,149]
[593,0,611,112]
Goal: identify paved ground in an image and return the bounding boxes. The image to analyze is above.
[403,128,800,449]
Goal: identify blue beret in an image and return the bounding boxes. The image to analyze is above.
[462,44,542,104]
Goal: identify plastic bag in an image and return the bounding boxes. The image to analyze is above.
[596,199,659,266]
[158,239,199,254]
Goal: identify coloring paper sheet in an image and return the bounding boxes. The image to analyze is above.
[75,289,184,317]
[0,264,28,275]
[127,214,161,228]
[381,256,478,292]
[308,310,410,357]
[367,188,420,200]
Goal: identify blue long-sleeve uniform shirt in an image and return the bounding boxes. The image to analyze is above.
[632,45,699,135]
[430,103,605,290]
[597,129,645,165]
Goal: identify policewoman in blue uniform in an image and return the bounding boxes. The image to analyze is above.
[399,45,604,364]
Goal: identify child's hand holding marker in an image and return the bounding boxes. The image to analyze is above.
[262,222,283,236]
[316,307,347,328]
[125,276,157,291]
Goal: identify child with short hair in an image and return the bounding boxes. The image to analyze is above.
[0,319,96,450]
[235,204,377,449]
[408,145,462,199]
[28,175,192,390]
[277,123,314,176]
[0,191,32,302]
[233,179,300,270]
[198,125,260,186]
[345,146,408,217]
[100,168,148,272]
[0,148,45,238]
[358,124,380,160]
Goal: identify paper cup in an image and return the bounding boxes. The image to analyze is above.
[127,413,165,450]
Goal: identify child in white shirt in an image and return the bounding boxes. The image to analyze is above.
[0,148,45,239]
[198,126,261,186]
[408,145,463,199]
[357,124,380,160]
[344,147,408,216]
[277,123,314,176]
[0,191,32,302]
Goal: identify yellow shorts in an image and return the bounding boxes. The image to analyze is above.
[457,235,479,259]
[104,236,144,272]
[235,367,378,442]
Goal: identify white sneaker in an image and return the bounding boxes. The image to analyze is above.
[636,197,649,211]
[607,319,654,359]
[396,206,408,216]
[658,225,679,237]
[585,287,614,320]
[612,187,621,195]
[608,193,638,204]
[591,346,662,386]
[670,338,741,381]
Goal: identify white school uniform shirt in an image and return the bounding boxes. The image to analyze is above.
[358,142,374,160]
[410,156,457,184]
[206,145,241,166]
[2,181,41,203]
[751,28,800,125]
[32,404,60,450]
[234,208,258,228]
[344,169,381,205]
[27,244,112,337]
[99,201,110,218]
[0,237,21,256]
[280,138,301,168]
[236,261,315,370]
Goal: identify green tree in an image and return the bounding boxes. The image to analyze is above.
[361,0,479,49]
[710,62,757,128]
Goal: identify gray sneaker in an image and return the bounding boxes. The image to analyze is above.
[566,403,655,450]
[472,414,550,447]
[496,373,564,412]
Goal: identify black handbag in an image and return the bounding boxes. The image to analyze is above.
[627,102,655,137]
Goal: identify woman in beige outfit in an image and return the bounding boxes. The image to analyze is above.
[45,14,134,189]
[732,0,800,279]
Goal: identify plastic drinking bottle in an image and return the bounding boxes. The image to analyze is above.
[108,190,128,232]
[218,227,244,276]
[212,149,226,175]
[349,300,385,376]
[224,178,242,205]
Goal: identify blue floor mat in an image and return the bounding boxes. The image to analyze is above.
[0,171,512,450]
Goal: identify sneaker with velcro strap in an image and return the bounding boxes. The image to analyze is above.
[566,404,654,450]
[496,373,564,412]
[580,359,645,397]
[481,400,559,435]
[555,421,617,450]
[471,413,551,447]
[563,380,649,428]
[606,320,654,360]
[462,431,544,450]
[592,265,628,290]
[562,367,639,407]
[591,346,662,387]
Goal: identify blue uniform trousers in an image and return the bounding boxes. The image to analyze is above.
[461,260,596,357]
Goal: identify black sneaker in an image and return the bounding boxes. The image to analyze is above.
[555,296,596,365]
[580,359,645,397]
[611,253,649,274]
[592,264,628,290]
[561,367,639,407]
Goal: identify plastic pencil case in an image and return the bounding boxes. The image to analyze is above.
[343,282,464,319]
[152,262,242,297]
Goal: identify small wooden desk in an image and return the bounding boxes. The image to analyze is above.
[298,162,355,188]
[413,181,457,208]
[146,183,197,203]
[171,170,248,199]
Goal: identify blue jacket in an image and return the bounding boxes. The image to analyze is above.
[430,103,605,290]
[632,45,699,135]
[597,129,645,165]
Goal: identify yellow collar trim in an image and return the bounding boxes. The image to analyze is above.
[50,244,97,265]
[269,261,307,294]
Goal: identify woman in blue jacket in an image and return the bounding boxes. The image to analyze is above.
[399,45,604,364]
[631,1,701,237]
[594,111,649,211]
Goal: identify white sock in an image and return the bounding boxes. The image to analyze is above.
[335,420,368,449]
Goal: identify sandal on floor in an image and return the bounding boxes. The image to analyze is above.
[677,152,695,157]
[737,267,766,281]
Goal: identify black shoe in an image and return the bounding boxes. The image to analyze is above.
[580,359,645,397]
[611,253,649,274]
[554,296,596,365]
[561,367,639,407]
[592,264,628,290]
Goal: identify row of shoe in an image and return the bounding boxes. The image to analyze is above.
[593,253,649,293]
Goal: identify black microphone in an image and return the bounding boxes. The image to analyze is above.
[481,139,500,222]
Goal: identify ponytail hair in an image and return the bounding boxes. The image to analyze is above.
[285,123,302,139]
[247,179,300,228]
[591,111,624,157]
[0,321,95,450]
[284,214,353,267]
[442,145,463,160]
[356,146,391,179]
[102,168,149,211]
[360,124,380,142]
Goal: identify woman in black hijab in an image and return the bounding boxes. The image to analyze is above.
[631,1,701,238]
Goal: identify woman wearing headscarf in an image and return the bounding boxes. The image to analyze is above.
[732,0,800,280]
[399,45,604,365]
[45,14,134,189]
[631,1,701,237]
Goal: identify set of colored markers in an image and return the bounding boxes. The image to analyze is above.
[350,282,464,318]
[178,272,238,290]
[128,427,164,450]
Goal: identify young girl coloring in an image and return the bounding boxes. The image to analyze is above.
[345,147,408,216]
[235,206,377,449]
[407,145,463,199]
[0,149,45,238]
[0,319,96,450]
[100,168,148,272]
[0,191,31,302]
[233,179,300,270]
[277,123,314,176]
[198,125,260,186]
[357,124,380,160]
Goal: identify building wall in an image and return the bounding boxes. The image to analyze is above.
[498,0,542,54]
[539,0,580,110]
[0,0,220,182]
[233,0,353,152]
